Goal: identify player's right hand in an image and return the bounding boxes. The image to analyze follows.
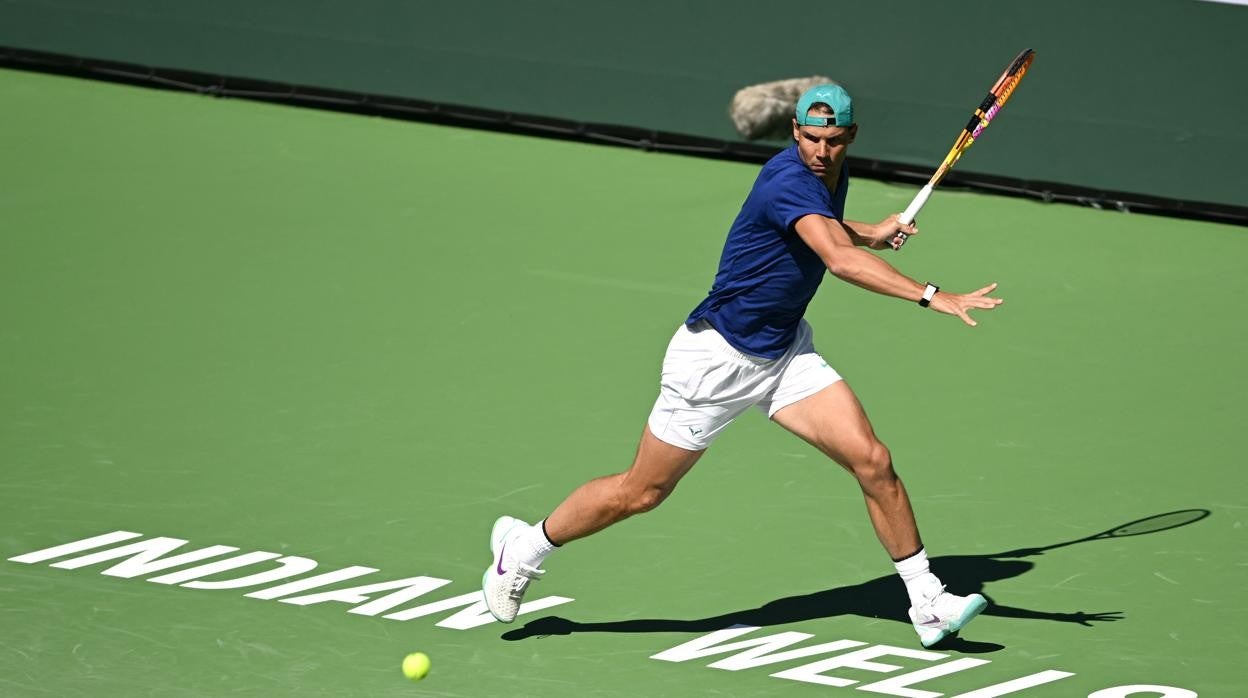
[867,213,917,251]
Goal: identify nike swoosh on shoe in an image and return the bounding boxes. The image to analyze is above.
[496,541,509,575]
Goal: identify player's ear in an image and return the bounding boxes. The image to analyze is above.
[792,119,800,142]
[847,124,859,143]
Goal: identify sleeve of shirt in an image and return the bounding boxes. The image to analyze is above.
[767,165,844,232]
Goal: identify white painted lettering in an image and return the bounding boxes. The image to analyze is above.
[708,639,866,672]
[245,566,377,599]
[278,577,451,614]
[147,552,282,585]
[348,577,455,617]
[6,530,580,634]
[434,595,576,630]
[1088,686,1197,698]
[649,626,866,669]
[384,591,484,621]
[48,537,237,578]
[8,531,144,564]
[950,670,1075,697]
[183,556,318,590]
[378,591,576,628]
[770,645,945,688]
[858,657,992,698]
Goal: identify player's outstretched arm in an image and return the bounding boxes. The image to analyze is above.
[793,214,1003,327]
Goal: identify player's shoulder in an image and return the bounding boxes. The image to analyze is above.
[759,154,824,199]
[758,147,803,182]
[762,145,803,175]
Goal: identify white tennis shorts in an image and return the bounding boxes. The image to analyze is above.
[647,319,842,450]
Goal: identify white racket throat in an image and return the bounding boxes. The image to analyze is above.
[899,183,934,226]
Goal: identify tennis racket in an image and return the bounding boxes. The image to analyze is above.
[891,48,1035,250]
[999,509,1210,557]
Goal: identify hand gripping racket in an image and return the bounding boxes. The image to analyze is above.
[892,48,1035,250]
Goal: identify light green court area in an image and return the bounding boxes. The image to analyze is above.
[1,68,1245,697]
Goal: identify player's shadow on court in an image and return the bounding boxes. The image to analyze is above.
[501,509,1210,653]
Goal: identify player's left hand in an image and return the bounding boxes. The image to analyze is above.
[867,214,917,251]
[929,282,1004,327]
[1057,610,1125,626]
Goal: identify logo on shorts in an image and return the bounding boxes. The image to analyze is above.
[687,426,703,437]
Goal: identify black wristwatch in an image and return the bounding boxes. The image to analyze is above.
[919,282,939,308]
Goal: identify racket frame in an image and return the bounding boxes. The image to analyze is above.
[893,49,1035,246]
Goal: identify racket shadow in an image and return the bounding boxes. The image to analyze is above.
[500,509,1211,652]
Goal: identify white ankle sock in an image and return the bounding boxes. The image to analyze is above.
[894,548,943,607]
[512,519,558,568]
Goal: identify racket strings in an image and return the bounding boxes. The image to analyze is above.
[992,54,1034,105]
[994,70,1028,105]
[1108,509,1210,537]
[916,49,1035,192]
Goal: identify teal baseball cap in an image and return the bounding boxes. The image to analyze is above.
[795,83,854,127]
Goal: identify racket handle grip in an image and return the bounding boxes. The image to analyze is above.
[899,183,933,226]
[892,183,933,250]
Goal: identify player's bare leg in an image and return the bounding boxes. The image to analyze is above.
[770,381,919,558]
[771,381,986,646]
[482,427,703,623]
[544,427,704,544]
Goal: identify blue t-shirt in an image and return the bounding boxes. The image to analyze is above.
[686,145,849,359]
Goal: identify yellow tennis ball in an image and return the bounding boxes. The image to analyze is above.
[401,652,431,681]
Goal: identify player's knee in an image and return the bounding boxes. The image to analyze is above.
[629,484,671,515]
[617,483,672,517]
[601,476,669,520]
[852,440,896,486]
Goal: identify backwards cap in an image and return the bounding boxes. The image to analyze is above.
[795,83,854,127]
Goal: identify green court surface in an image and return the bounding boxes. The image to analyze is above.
[2,68,1246,697]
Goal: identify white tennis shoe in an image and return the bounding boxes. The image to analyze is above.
[482,516,544,624]
[908,586,988,647]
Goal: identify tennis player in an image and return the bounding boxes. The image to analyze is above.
[483,84,1003,647]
